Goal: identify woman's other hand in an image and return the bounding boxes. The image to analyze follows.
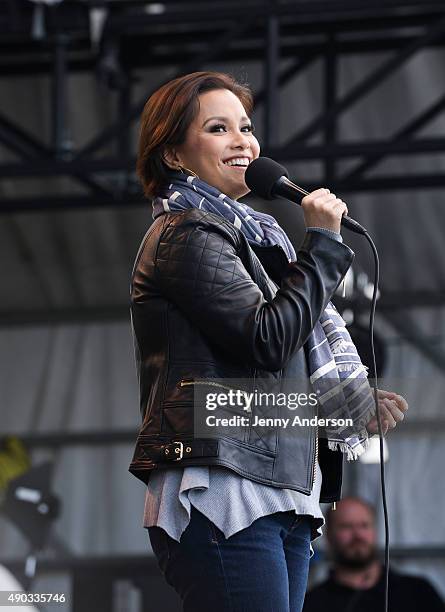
[365,389,409,436]
[301,188,348,233]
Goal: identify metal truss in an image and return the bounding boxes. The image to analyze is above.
[1,290,445,327]
[1,0,445,363]
[1,0,445,212]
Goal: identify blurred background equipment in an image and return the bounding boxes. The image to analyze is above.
[0,437,31,494]
[2,460,60,550]
[0,437,61,592]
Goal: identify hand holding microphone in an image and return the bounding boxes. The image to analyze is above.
[244,156,367,235]
[301,187,349,234]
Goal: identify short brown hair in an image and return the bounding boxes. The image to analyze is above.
[136,71,254,199]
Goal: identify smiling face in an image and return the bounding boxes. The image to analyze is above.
[163,88,260,200]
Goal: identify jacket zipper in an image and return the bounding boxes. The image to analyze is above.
[311,401,336,510]
[312,401,319,488]
[178,378,251,410]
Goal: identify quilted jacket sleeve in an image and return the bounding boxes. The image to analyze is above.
[154,212,354,371]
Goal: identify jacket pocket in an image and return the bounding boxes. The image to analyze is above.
[162,363,250,406]
[173,376,252,442]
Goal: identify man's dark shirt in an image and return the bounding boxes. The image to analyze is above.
[303,567,445,612]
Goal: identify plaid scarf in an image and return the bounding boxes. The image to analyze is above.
[152,170,375,459]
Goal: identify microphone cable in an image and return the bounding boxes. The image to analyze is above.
[363,231,389,612]
[289,183,388,612]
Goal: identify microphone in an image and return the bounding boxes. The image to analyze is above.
[244,156,367,235]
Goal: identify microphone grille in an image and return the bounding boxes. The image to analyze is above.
[244,156,288,199]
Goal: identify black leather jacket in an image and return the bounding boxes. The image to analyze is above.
[129,208,355,502]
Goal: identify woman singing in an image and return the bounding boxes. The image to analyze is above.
[128,71,407,612]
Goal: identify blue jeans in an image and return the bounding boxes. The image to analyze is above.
[148,505,312,612]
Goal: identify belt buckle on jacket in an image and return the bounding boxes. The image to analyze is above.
[172,440,184,461]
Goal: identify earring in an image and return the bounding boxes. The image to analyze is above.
[177,164,199,179]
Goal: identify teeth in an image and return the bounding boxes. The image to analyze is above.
[223,157,250,166]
